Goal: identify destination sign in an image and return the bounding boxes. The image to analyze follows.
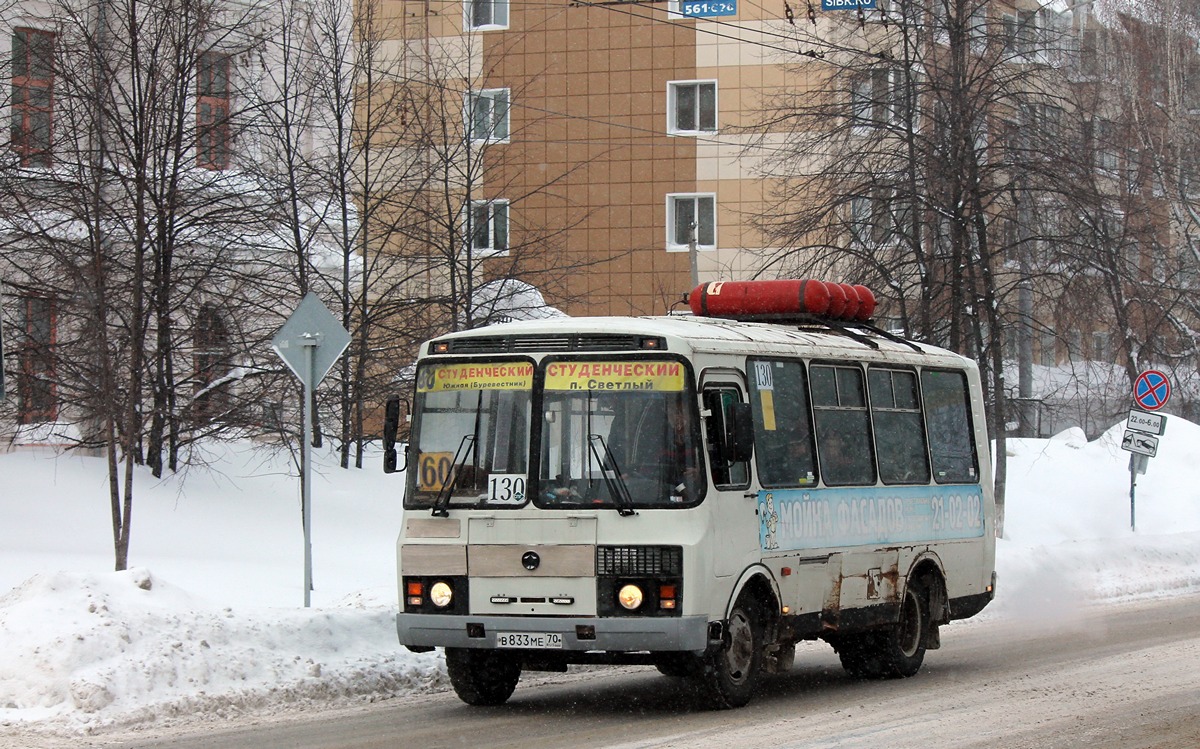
[417,362,533,392]
[544,361,686,392]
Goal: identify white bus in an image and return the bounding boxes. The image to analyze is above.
[385,279,996,709]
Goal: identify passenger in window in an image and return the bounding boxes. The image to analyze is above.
[820,432,856,485]
[780,423,816,485]
[624,403,700,501]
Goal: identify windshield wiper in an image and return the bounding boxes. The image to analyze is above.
[431,392,484,517]
[589,434,637,517]
[431,434,476,517]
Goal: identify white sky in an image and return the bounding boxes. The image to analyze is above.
[2,416,1199,739]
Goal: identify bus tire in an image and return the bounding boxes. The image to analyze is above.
[655,653,701,678]
[445,648,521,706]
[834,578,929,679]
[876,577,929,678]
[695,598,763,708]
[833,633,884,679]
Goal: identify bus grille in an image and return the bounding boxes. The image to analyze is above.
[596,546,682,576]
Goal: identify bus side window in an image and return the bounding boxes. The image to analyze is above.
[868,368,931,484]
[702,387,750,489]
[920,369,979,483]
[811,364,876,486]
[747,359,817,487]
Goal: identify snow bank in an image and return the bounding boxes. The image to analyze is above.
[0,568,445,736]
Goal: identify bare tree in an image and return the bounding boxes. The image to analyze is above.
[0,0,286,569]
[747,0,1104,531]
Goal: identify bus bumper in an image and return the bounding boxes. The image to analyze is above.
[397,613,710,652]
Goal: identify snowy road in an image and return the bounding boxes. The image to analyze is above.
[96,593,1200,749]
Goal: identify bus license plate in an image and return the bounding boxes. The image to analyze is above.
[496,632,563,649]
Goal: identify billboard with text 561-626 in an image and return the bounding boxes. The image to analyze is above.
[680,0,735,17]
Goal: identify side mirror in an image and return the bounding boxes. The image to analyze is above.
[383,395,401,474]
[726,402,755,463]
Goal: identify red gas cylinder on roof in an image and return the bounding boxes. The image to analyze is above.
[687,279,877,322]
[688,279,832,318]
[852,285,876,321]
[838,283,861,320]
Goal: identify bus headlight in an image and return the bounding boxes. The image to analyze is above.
[617,584,644,610]
[430,581,454,608]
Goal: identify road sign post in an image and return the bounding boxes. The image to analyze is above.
[272,293,351,607]
[1122,370,1173,533]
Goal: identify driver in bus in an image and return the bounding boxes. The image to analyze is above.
[657,406,700,500]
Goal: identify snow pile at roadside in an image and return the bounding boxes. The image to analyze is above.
[3,414,1200,738]
[0,568,445,736]
[986,417,1200,621]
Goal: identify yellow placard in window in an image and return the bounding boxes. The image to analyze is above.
[544,361,686,392]
[417,452,454,492]
[417,362,533,393]
[760,390,777,431]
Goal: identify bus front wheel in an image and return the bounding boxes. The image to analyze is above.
[445,648,521,706]
[696,599,763,708]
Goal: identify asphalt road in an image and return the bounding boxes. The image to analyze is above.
[91,593,1200,749]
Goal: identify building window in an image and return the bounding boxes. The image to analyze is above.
[1092,119,1119,173]
[850,67,910,132]
[1002,10,1040,60]
[194,304,231,420]
[197,51,232,170]
[668,81,716,134]
[467,88,510,143]
[18,296,57,424]
[466,0,508,29]
[1067,329,1082,362]
[468,199,509,257]
[851,190,907,246]
[666,193,715,251]
[850,195,873,243]
[1039,329,1057,366]
[1091,331,1111,362]
[11,28,55,168]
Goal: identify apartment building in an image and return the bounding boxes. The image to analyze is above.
[385,0,796,316]
[382,0,1200,431]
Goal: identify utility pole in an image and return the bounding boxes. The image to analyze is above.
[689,221,699,289]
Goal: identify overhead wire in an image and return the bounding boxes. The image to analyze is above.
[258,0,904,168]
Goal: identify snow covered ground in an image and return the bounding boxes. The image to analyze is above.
[2,419,1200,742]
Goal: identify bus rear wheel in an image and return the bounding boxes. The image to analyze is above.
[880,577,929,677]
[695,599,763,708]
[445,648,521,706]
[835,578,929,679]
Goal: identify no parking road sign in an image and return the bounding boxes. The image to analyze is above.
[1133,369,1171,411]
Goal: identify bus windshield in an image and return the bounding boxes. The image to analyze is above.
[537,359,703,509]
[406,361,533,510]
